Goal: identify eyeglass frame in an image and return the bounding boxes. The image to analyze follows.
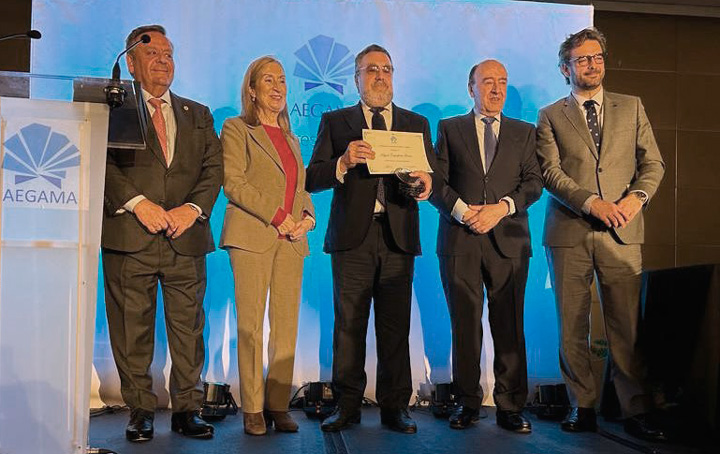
[566,53,606,67]
[356,64,395,76]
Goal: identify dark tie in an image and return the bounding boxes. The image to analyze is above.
[583,100,602,152]
[370,107,387,206]
[481,116,497,171]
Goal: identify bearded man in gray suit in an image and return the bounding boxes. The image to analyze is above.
[536,27,666,441]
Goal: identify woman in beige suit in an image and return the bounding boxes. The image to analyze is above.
[220,56,314,435]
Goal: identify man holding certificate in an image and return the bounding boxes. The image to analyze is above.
[430,60,542,433]
[306,44,435,434]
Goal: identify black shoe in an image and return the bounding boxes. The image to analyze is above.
[496,410,532,434]
[126,408,154,442]
[624,413,667,442]
[320,407,361,432]
[449,406,480,430]
[380,408,417,434]
[561,407,597,432]
[171,411,214,439]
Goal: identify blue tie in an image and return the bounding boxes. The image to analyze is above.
[481,117,497,170]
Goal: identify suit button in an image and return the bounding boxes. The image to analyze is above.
[598,167,603,173]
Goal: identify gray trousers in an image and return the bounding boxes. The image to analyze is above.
[103,237,207,412]
[547,230,651,417]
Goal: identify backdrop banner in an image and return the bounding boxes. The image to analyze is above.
[31,0,592,409]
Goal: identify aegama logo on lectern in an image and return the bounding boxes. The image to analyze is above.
[2,122,79,206]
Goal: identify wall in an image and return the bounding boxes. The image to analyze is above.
[0,0,31,72]
[596,10,720,268]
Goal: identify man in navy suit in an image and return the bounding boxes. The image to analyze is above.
[306,44,435,434]
[431,60,542,433]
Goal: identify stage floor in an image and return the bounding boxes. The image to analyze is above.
[89,407,707,454]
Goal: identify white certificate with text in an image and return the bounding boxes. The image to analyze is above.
[362,129,433,175]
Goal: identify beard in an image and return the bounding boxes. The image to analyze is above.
[574,69,604,90]
[361,81,393,108]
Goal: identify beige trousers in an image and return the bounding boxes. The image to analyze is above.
[228,240,303,413]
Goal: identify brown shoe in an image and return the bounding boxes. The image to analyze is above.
[243,412,266,436]
[266,410,299,432]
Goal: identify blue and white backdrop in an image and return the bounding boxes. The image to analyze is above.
[31,0,592,408]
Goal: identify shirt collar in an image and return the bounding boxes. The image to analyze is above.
[572,88,604,110]
[361,100,393,115]
[473,107,502,124]
[142,88,172,107]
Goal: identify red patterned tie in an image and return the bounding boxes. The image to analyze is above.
[148,98,169,164]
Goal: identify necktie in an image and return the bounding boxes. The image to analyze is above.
[583,100,602,152]
[370,107,387,206]
[481,116,497,171]
[149,98,169,164]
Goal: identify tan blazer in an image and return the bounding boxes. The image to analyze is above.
[219,117,314,256]
[536,92,665,246]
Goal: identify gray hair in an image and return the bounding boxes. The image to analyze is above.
[354,44,393,74]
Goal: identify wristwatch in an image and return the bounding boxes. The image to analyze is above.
[631,191,649,205]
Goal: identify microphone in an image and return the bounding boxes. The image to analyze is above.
[111,34,150,81]
[105,34,150,108]
[0,30,42,42]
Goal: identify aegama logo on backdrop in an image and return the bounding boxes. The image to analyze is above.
[2,121,80,208]
[290,35,351,119]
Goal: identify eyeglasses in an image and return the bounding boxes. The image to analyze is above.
[357,64,394,75]
[567,53,605,67]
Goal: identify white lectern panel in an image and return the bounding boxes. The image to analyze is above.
[0,97,108,454]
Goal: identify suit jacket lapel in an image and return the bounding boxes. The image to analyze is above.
[289,135,304,190]
[459,110,485,176]
[390,103,408,132]
[599,92,618,159]
[490,114,515,175]
[145,97,169,167]
[170,92,189,169]
[247,123,284,173]
[562,94,598,160]
[343,102,367,136]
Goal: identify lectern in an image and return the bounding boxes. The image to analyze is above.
[0,72,144,454]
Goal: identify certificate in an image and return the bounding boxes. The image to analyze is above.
[362,129,433,175]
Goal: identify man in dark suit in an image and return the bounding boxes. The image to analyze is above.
[536,27,665,441]
[102,25,222,442]
[306,44,435,434]
[431,60,542,433]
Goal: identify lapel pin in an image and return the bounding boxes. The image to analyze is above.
[183,105,189,111]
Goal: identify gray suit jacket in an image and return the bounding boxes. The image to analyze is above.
[536,91,665,246]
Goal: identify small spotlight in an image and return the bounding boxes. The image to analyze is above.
[201,382,238,421]
[303,382,336,419]
[430,383,458,418]
[529,384,570,420]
